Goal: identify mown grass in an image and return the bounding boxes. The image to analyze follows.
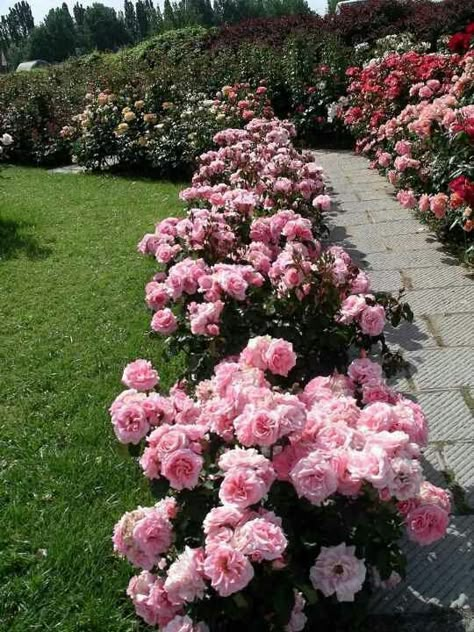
[0,167,185,631]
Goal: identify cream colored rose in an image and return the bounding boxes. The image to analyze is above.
[116,122,129,135]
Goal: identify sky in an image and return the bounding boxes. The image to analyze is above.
[0,0,328,22]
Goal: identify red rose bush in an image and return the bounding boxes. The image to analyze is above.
[340,39,474,261]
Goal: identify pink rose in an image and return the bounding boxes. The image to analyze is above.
[203,506,246,534]
[387,170,398,185]
[429,193,448,219]
[233,517,287,561]
[219,271,248,301]
[164,547,206,605]
[378,152,392,167]
[419,481,451,513]
[203,544,254,597]
[313,194,331,211]
[339,295,367,324]
[163,616,208,632]
[127,572,161,626]
[145,281,169,310]
[290,450,338,505]
[397,189,417,209]
[264,338,297,376]
[112,401,149,444]
[358,402,395,432]
[347,358,383,384]
[395,140,412,156]
[274,177,293,194]
[161,449,203,490]
[147,578,182,627]
[133,511,174,559]
[219,467,269,508]
[418,194,430,213]
[234,406,280,447]
[310,543,366,602]
[286,591,307,632]
[151,308,178,335]
[418,85,433,99]
[359,304,385,337]
[240,336,271,370]
[405,504,449,545]
[113,502,175,569]
[351,271,370,294]
[122,359,159,391]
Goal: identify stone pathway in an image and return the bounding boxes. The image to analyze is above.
[313,149,474,628]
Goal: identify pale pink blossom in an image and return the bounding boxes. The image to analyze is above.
[151,308,178,335]
[405,504,449,545]
[203,544,254,596]
[122,359,159,391]
[310,543,366,602]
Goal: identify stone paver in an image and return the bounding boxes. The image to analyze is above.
[314,149,474,622]
[48,164,85,174]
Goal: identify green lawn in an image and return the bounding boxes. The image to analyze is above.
[0,167,184,631]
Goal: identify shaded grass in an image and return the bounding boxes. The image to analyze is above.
[0,167,184,631]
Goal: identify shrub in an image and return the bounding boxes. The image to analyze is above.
[340,49,474,260]
[65,84,274,176]
[0,70,76,166]
[138,117,411,383]
[110,340,450,631]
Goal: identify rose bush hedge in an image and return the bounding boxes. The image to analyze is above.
[339,42,474,261]
[102,110,450,632]
[62,83,273,176]
[1,0,472,168]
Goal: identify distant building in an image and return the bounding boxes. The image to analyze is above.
[16,60,50,72]
[336,0,368,12]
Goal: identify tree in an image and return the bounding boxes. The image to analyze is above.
[144,0,162,33]
[163,0,176,30]
[28,5,76,62]
[327,0,341,14]
[123,0,137,41]
[73,2,86,26]
[0,1,34,60]
[7,1,34,42]
[151,1,164,33]
[82,3,130,51]
[135,0,149,39]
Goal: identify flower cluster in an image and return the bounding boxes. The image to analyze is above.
[340,45,474,260]
[0,131,13,161]
[138,116,411,383]
[448,22,474,54]
[62,83,273,176]
[111,340,450,630]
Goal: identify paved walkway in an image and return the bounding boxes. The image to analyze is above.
[313,150,474,628]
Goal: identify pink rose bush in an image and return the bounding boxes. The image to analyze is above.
[340,46,474,261]
[138,115,412,383]
[107,90,440,631]
[111,340,450,630]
